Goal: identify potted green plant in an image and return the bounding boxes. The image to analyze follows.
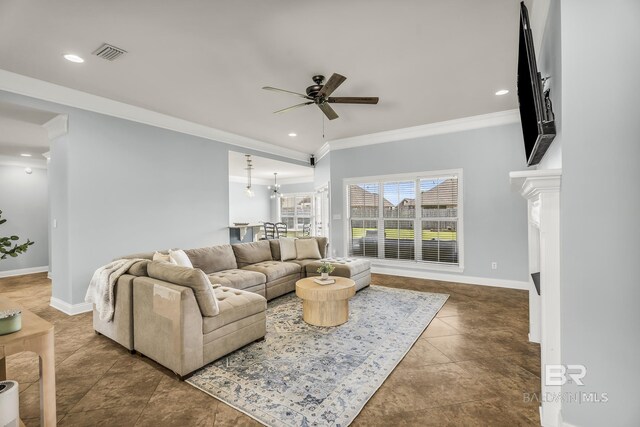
[316,261,335,280]
[0,210,34,260]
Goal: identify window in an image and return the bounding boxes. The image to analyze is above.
[280,193,313,230]
[346,170,462,268]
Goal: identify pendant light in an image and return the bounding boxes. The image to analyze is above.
[244,155,254,198]
[269,172,282,199]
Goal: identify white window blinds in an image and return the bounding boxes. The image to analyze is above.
[347,172,461,266]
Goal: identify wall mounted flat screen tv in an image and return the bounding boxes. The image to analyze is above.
[518,2,556,166]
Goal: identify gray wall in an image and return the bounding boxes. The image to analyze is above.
[314,152,331,187]
[560,1,640,425]
[0,90,307,306]
[536,0,562,170]
[329,122,530,282]
[0,164,49,272]
[228,182,271,224]
[278,182,315,194]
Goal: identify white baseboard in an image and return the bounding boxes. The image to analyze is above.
[0,265,49,278]
[50,297,93,316]
[371,265,529,290]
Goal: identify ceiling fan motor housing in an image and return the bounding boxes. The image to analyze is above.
[306,75,325,97]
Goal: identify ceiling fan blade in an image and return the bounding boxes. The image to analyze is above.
[263,86,313,100]
[328,97,379,104]
[317,73,346,98]
[273,101,314,114]
[317,102,339,120]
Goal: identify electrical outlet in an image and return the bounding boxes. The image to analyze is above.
[491,262,498,270]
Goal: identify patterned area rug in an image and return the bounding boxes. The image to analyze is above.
[187,285,448,427]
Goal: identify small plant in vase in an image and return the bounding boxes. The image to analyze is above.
[0,210,34,260]
[316,262,335,280]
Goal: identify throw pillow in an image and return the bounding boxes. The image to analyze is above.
[147,262,220,316]
[169,249,193,268]
[295,238,321,260]
[279,237,298,261]
[152,251,177,264]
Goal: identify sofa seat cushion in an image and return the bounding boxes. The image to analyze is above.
[242,261,301,282]
[306,258,371,277]
[207,269,265,290]
[289,259,318,272]
[203,286,267,333]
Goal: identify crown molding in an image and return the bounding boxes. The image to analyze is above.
[322,109,520,153]
[0,154,47,169]
[42,113,68,140]
[0,69,309,162]
[314,141,331,161]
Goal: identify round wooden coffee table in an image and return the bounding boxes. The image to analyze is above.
[295,277,356,326]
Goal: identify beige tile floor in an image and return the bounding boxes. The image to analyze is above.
[0,272,541,426]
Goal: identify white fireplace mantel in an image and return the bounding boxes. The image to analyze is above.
[510,168,562,427]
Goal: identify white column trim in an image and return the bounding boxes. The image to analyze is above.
[511,168,562,427]
[49,297,93,316]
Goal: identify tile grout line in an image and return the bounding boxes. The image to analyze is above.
[133,376,164,426]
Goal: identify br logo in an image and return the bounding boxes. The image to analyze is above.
[545,364,586,386]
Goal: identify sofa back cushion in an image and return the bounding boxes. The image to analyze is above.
[295,238,322,260]
[268,239,281,261]
[314,236,329,258]
[184,245,237,274]
[127,259,151,276]
[147,261,219,316]
[232,240,273,268]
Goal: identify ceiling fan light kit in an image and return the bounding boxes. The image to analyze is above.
[263,73,379,120]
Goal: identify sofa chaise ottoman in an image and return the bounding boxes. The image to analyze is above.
[306,257,371,291]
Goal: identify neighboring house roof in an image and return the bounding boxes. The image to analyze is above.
[349,185,393,207]
[397,179,458,207]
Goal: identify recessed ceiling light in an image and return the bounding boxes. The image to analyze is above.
[288,133,297,137]
[495,89,509,96]
[20,153,32,157]
[63,54,84,63]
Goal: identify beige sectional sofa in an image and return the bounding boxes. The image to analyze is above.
[92,236,371,378]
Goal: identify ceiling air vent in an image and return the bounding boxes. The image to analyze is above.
[92,43,127,61]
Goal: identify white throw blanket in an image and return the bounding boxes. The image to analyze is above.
[85,258,141,321]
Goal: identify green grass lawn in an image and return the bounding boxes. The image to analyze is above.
[350,228,456,241]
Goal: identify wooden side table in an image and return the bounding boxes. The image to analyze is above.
[0,296,56,427]
[295,277,356,326]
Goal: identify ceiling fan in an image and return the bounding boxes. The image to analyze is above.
[262,73,379,120]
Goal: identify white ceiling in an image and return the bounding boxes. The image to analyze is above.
[0,101,57,161]
[0,0,519,154]
[229,151,313,184]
